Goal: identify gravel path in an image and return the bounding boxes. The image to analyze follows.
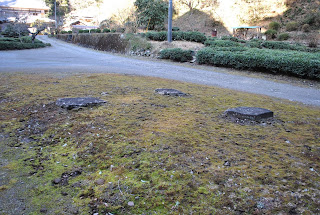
[1,35,319,107]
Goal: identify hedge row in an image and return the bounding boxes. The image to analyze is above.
[0,41,50,50]
[196,47,320,79]
[145,31,207,43]
[159,48,193,62]
[204,38,318,52]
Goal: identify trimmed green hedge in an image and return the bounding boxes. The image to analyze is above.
[261,41,306,51]
[196,47,320,79]
[159,48,193,62]
[205,39,243,47]
[0,36,50,50]
[145,31,207,43]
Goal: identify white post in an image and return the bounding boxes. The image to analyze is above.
[167,0,173,43]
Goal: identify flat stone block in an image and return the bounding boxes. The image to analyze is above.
[56,97,106,110]
[225,107,273,121]
[155,88,187,97]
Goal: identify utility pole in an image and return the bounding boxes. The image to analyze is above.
[54,0,57,28]
[167,0,173,43]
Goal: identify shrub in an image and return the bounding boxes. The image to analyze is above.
[172,27,180,31]
[302,24,311,32]
[196,47,320,79]
[264,29,277,39]
[307,35,318,48]
[125,33,152,51]
[277,33,290,41]
[246,41,262,48]
[159,48,193,62]
[146,31,167,41]
[79,30,90,33]
[204,39,242,47]
[91,29,101,33]
[221,36,246,43]
[286,22,299,31]
[146,31,206,43]
[268,22,281,31]
[303,12,320,28]
[103,28,111,33]
[261,41,305,51]
[0,40,49,50]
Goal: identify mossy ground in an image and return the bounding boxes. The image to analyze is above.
[0,73,319,214]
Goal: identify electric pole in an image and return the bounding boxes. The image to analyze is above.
[167,0,173,43]
[54,0,57,28]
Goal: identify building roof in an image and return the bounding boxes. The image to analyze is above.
[0,0,50,10]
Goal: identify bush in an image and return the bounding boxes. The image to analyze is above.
[0,40,49,50]
[264,29,277,39]
[268,22,281,31]
[221,36,246,43]
[103,28,111,33]
[261,41,305,51]
[146,31,167,41]
[302,24,311,32]
[277,33,290,41]
[246,41,262,48]
[146,31,207,43]
[91,29,101,33]
[196,47,320,79]
[303,12,320,28]
[125,34,152,51]
[159,48,193,62]
[204,39,242,47]
[172,27,180,31]
[286,22,299,31]
[79,30,90,33]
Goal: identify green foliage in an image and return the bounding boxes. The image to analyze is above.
[277,33,290,41]
[302,24,311,32]
[145,31,207,43]
[204,39,242,47]
[90,29,101,33]
[134,0,168,30]
[196,47,320,79]
[268,21,281,31]
[261,41,307,51]
[286,22,299,31]
[172,27,180,31]
[60,30,72,34]
[264,29,277,39]
[303,12,320,28]
[79,30,90,33]
[159,48,193,62]
[1,23,29,38]
[221,36,246,43]
[103,28,111,33]
[44,0,69,17]
[0,37,50,50]
[125,34,152,51]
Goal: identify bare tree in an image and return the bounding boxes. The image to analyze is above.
[29,20,47,43]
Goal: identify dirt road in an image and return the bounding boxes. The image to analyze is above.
[0,35,319,106]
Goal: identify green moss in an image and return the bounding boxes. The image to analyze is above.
[0,73,319,214]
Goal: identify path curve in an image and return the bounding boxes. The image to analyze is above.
[0,35,319,107]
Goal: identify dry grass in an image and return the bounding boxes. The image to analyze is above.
[0,73,319,214]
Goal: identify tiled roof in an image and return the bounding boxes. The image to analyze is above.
[0,0,50,9]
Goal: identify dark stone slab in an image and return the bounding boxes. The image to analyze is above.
[56,97,106,110]
[155,88,187,97]
[225,107,273,121]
